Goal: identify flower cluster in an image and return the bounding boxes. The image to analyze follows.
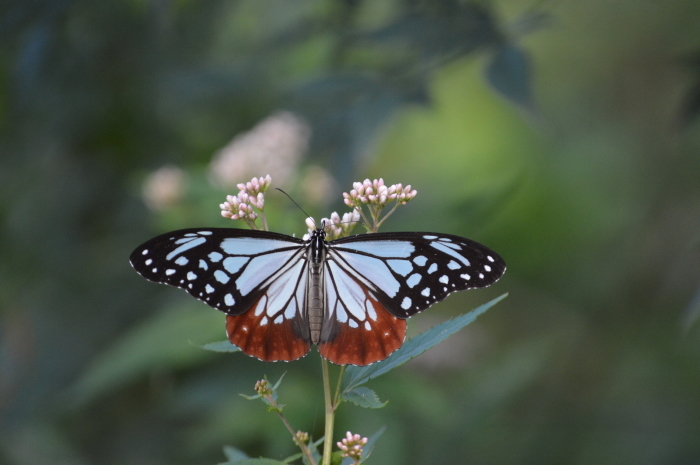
[254,379,273,397]
[337,431,368,463]
[343,178,416,209]
[141,164,187,211]
[220,175,272,230]
[342,178,417,233]
[209,111,310,189]
[294,431,309,446]
[304,210,361,241]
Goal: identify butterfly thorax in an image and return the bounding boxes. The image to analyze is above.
[307,228,327,344]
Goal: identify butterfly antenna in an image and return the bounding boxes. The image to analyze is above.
[275,188,316,228]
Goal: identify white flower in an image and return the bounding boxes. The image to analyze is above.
[209,111,310,189]
[141,165,187,211]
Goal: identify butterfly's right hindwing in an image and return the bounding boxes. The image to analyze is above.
[129,228,305,317]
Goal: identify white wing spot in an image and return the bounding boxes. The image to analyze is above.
[443,287,447,292]
[223,256,248,274]
[484,265,492,272]
[337,305,348,323]
[440,242,462,251]
[209,252,223,262]
[487,256,495,262]
[401,296,412,310]
[429,242,471,267]
[175,256,188,266]
[205,284,215,294]
[406,273,422,288]
[479,273,484,279]
[152,268,158,273]
[184,233,197,237]
[365,300,377,321]
[461,273,471,280]
[142,249,149,255]
[388,259,413,276]
[187,271,197,280]
[423,235,437,239]
[260,316,268,326]
[167,237,206,260]
[285,299,297,319]
[349,319,359,328]
[165,269,176,276]
[421,287,430,297]
[413,255,428,266]
[145,259,153,266]
[255,295,267,316]
[438,237,452,242]
[214,270,230,284]
[364,321,371,331]
[447,260,461,270]
[428,263,438,274]
[198,231,213,235]
[274,315,284,324]
[188,284,193,289]
[224,293,235,306]
[199,260,208,270]
[439,275,449,284]
[338,241,415,258]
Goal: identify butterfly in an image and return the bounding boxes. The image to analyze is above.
[130,226,505,366]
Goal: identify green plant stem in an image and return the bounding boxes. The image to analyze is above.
[333,366,346,406]
[264,394,317,465]
[321,358,335,465]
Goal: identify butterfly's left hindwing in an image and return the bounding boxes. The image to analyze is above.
[328,232,506,319]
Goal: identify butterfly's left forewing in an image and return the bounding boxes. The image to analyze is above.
[129,228,306,315]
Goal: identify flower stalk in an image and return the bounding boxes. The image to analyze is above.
[224,175,417,464]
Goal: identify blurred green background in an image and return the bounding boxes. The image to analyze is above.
[3,0,700,464]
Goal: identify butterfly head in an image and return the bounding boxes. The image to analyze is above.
[312,221,327,241]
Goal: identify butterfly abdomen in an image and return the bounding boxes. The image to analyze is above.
[307,234,328,344]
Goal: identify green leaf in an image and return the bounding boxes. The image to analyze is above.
[67,304,223,407]
[342,294,507,393]
[485,44,534,111]
[223,445,249,461]
[331,450,344,465]
[200,340,242,353]
[342,387,388,409]
[270,372,286,390]
[218,459,287,465]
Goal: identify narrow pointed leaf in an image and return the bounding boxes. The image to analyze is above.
[223,445,249,461]
[200,340,242,353]
[342,294,507,392]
